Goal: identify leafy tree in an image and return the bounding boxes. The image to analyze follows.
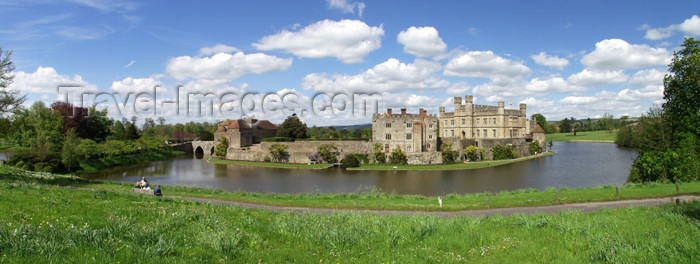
[531,113,547,130]
[113,121,125,140]
[77,139,98,159]
[465,145,479,161]
[276,114,308,139]
[547,141,553,152]
[61,129,81,171]
[559,118,571,133]
[0,46,25,116]
[663,38,700,139]
[388,146,407,165]
[441,143,459,164]
[614,125,636,148]
[529,140,542,155]
[372,143,385,163]
[317,144,338,163]
[26,102,64,160]
[268,143,289,162]
[215,136,229,157]
[124,123,140,140]
[340,153,360,168]
[87,108,112,142]
[199,130,214,141]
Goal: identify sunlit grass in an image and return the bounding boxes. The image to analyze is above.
[0,179,698,263]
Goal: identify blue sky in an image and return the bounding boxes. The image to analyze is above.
[1,0,699,125]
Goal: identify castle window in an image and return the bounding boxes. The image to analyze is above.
[451,120,454,125]
[476,118,480,124]
[493,118,496,124]
[461,118,465,125]
[484,129,487,137]
[407,146,412,152]
[385,123,391,128]
[493,129,496,137]
[427,143,431,149]
[477,130,480,137]
[406,123,413,128]
[444,130,447,136]
[444,120,448,125]
[429,123,433,129]
[385,134,391,140]
[406,133,412,140]
[451,130,454,137]
[428,134,433,139]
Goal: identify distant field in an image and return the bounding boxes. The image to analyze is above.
[546,130,617,142]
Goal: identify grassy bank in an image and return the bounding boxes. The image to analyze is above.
[75,149,186,174]
[0,143,30,152]
[2,165,699,212]
[208,158,331,169]
[1,178,699,263]
[352,152,555,170]
[546,130,617,142]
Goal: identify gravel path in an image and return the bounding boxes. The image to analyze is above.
[167,194,700,217]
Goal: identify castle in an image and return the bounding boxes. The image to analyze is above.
[213,94,545,164]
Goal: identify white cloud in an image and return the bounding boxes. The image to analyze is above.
[526,75,582,93]
[443,50,531,80]
[199,44,240,56]
[13,67,96,94]
[301,58,447,93]
[581,39,671,70]
[531,52,569,70]
[122,60,135,69]
[253,19,384,63]
[110,76,162,94]
[445,82,472,96]
[640,24,676,40]
[567,69,628,86]
[166,50,292,81]
[397,26,447,58]
[519,97,554,108]
[560,96,598,105]
[471,79,524,98]
[679,15,700,35]
[628,68,666,87]
[326,0,365,17]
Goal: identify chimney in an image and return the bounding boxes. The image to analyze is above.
[401,108,407,115]
[520,103,527,115]
[419,108,425,115]
[387,108,392,115]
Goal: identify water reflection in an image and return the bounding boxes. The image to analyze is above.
[88,142,638,196]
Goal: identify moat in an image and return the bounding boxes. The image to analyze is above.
[88,142,637,196]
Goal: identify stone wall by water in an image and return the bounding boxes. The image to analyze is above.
[226,141,372,164]
[440,137,530,161]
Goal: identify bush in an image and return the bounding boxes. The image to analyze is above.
[388,146,407,165]
[492,145,517,160]
[465,145,478,161]
[263,156,272,162]
[441,143,459,164]
[615,125,636,148]
[354,153,369,164]
[529,140,542,155]
[215,137,229,157]
[341,154,360,168]
[268,143,289,162]
[199,131,214,141]
[372,143,385,164]
[317,144,338,163]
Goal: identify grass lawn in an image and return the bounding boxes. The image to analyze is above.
[352,152,555,170]
[208,158,331,169]
[1,177,699,263]
[546,130,617,142]
[2,165,699,212]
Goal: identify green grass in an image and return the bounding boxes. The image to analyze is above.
[2,165,699,212]
[353,152,556,170]
[546,130,617,142]
[1,177,699,263]
[0,143,30,151]
[208,158,332,169]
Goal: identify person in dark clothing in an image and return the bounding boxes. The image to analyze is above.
[154,185,162,196]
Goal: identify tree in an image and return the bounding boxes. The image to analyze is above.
[215,136,229,157]
[529,140,542,155]
[663,38,700,139]
[0,46,25,116]
[268,143,289,162]
[61,129,81,171]
[559,118,571,133]
[317,144,338,163]
[531,113,547,130]
[441,143,459,164]
[340,154,360,168]
[87,108,112,142]
[113,121,125,140]
[199,130,214,141]
[276,115,308,139]
[372,143,385,163]
[492,145,517,160]
[124,123,140,140]
[388,146,407,165]
[465,145,479,161]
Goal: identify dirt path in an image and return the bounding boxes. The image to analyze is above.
[167,194,700,217]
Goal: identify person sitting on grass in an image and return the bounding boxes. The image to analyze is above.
[140,177,150,189]
[154,185,162,196]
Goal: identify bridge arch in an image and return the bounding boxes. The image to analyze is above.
[194,146,204,159]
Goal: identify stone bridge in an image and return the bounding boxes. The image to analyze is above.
[172,141,217,159]
[191,141,217,159]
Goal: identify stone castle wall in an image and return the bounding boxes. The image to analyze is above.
[226,141,372,164]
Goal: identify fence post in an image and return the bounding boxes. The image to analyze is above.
[487,196,490,208]
[616,186,620,199]
[676,183,679,192]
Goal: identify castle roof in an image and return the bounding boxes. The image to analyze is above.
[532,125,545,133]
[253,120,277,130]
[218,119,251,132]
